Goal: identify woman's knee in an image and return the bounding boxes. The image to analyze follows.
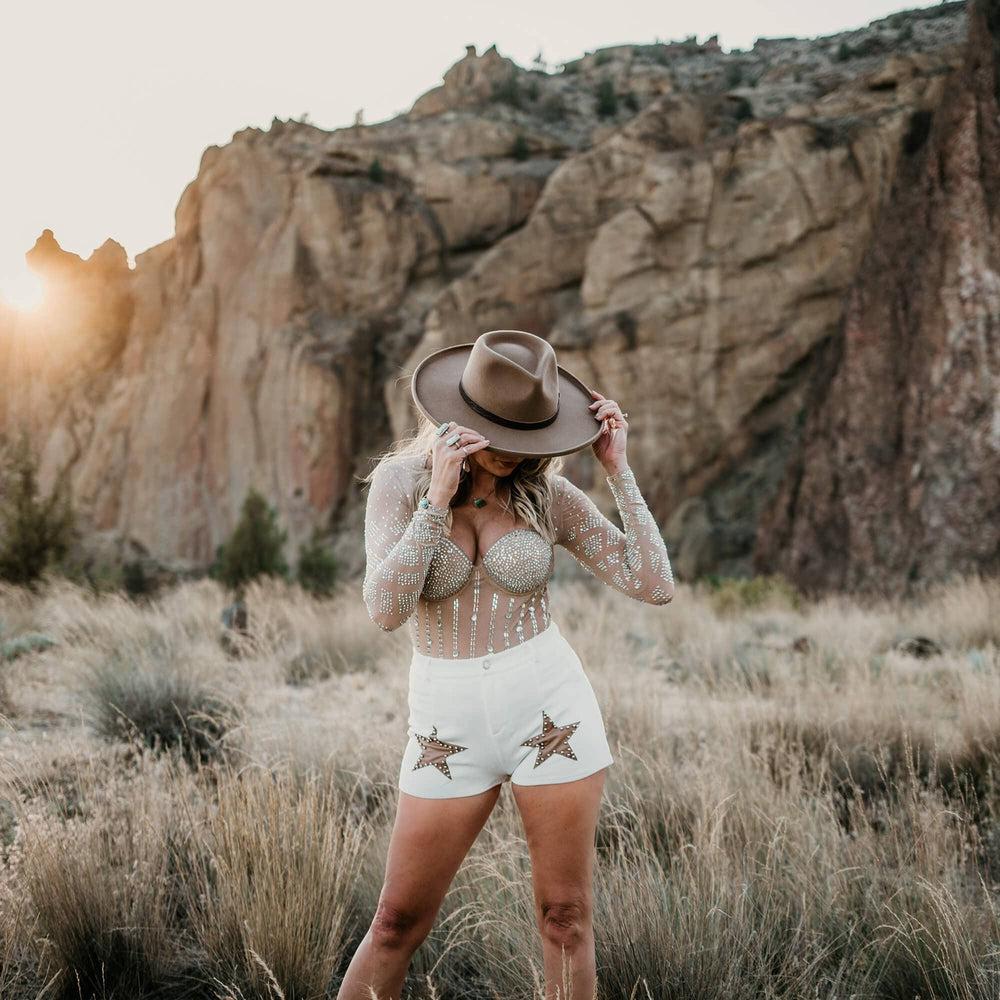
[369,897,433,953]
[539,894,592,950]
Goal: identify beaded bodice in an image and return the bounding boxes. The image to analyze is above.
[362,454,674,659]
[423,529,554,600]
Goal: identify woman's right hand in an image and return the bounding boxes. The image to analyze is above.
[426,422,490,507]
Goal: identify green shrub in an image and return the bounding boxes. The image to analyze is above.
[539,92,567,122]
[732,96,755,122]
[834,41,853,62]
[211,489,288,593]
[368,157,384,183]
[490,73,524,108]
[122,559,155,599]
[296,533,337,597]
[726,63,744,88]
[623,91,640,112]
[704,573,802,616]
[595,78,618,117]
[511,133,530,161]
[83,640,236,765]
[1,633,56,662]
[0,433,74,587]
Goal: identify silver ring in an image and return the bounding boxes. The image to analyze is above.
[461,445,468,455]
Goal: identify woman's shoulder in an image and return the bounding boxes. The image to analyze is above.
[368,451,428,492]
[549,471,587,502]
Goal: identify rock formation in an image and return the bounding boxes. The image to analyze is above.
[755,0,1000,596]
[1,2,992,597]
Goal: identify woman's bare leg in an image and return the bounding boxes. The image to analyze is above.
[512,769,607,1000]
[336,784,503,1000]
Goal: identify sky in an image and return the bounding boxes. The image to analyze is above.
[0,0,946,310]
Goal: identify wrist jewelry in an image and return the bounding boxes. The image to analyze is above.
[418,496,448,515]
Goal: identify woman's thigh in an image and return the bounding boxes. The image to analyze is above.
[377,785,504,926]
[510,769,607,912]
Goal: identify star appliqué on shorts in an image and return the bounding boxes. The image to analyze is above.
[412,725,468,779]
[521,711,581,768]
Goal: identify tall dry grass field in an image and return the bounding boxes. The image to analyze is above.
[0,570,998,999]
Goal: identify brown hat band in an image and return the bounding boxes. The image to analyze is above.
[458,378,560,430]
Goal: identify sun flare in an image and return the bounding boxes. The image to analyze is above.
[0,268,45,313]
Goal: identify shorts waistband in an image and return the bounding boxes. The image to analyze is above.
[411,620,565,680]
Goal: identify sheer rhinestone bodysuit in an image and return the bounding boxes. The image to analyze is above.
[362,454,674,659]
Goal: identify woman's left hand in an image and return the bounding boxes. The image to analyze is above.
[588,390,629,475]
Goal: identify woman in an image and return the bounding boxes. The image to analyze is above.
[337,329,674,1000]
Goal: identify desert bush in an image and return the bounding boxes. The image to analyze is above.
[595,77,617,117]
[703,573,801,616]
[0,632,55,662]
[81,637,238,765]
[491,72,525,109]
[511,133,530,161]
[731,96,754,122]
[0,433,74,588]
[189,766,372,999]
[0,573,999,997]
[15,758,196,1000]
[368,157,384,183]
[211,489,289,593]
[538,92,567,123]
[295,532,337,597]
[122,559,156,600]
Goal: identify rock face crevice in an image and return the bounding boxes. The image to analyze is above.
[3,5,992,594]
[754,0,1000,597]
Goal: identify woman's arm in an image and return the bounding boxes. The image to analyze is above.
[553,468,674,605]
[361,458,448,631]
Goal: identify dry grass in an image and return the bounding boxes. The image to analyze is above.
[0,571,997,998]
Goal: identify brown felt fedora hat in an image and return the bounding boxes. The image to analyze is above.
[410,330,602,458]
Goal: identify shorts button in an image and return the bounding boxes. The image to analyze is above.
[483,658,491,670]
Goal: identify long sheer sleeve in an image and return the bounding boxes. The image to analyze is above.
[553,467,674,605]
[361,458,449,631]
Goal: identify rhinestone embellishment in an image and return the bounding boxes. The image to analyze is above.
[521,711,581,767]
[361,454,674,659]
[412,725,468,779]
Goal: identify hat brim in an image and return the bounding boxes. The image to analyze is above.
[410,344,603,458]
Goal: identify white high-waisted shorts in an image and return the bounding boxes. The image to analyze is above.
[398,620,615,799]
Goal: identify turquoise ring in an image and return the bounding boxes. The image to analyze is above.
[435,421,450,437]
[446,433,461,446]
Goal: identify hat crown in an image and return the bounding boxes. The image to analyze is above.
[460,330,560,428]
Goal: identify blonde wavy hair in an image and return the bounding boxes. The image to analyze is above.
[363,417,565,542]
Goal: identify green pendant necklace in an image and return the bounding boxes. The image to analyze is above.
[470,481,498,508]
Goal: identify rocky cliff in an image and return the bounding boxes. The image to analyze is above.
[754,0,1000,595]
[1,2,991,595]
